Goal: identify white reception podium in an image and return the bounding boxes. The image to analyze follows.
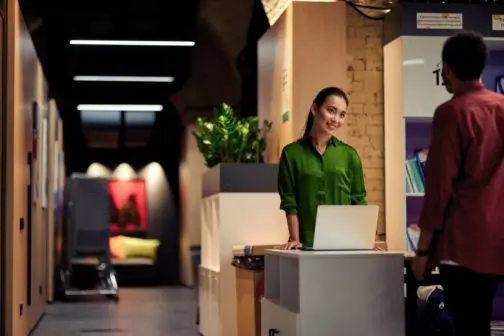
[199,164,288,336]
[262,250,405,336]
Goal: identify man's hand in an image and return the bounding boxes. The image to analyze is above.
[412,255,429,281]
[282,240,302,250]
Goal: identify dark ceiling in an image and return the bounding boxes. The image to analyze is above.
[19,0,201,173]
[19,0,502,174]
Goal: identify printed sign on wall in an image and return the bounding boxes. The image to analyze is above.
[492,15,504,31]
[416,12,463,30]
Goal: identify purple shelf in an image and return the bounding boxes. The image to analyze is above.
[482,50,504,93]
[406,196,423,225]
[484,49,504,320]
[405,120,431,235]
[405,121,431,159]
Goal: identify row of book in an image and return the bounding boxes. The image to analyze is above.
[405,149,429,252]
[405,148,428,194]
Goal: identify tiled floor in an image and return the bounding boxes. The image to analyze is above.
[32,287,199,336]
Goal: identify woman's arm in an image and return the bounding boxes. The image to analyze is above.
[286,214,300,242]
[278,148,301,244]
[350,149,367,205]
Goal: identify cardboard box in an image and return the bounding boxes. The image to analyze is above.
[236,267,264,336]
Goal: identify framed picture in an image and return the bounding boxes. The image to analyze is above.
[108,179,148,235]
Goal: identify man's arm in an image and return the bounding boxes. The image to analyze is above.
[417,104,463,252]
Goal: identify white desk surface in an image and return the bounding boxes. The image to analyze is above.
[265,249,404,259]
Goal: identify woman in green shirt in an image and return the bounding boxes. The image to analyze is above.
[278,87,367,249]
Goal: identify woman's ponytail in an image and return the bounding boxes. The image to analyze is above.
[303,112,314,138]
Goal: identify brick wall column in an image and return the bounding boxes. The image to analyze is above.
[345,9,386,238]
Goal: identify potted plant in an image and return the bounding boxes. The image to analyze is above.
[193,103,278,195]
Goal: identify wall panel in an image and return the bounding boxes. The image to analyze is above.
[5,0,47,334]
[45,100,58,304]
[257,5,293,162]
[258,2,348,162]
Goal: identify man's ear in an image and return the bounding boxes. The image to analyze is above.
[442,62,451,76]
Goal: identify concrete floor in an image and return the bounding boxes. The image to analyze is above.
[31,287,199,336]
[30,287,504,336]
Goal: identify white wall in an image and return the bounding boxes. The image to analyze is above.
[5,0,49,333]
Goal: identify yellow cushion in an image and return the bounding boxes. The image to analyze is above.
[109,236,126,259]
[110,235,160,260]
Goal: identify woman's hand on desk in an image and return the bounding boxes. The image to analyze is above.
[282,240,302,250]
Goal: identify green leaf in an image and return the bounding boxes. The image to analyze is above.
[191,103,273,167]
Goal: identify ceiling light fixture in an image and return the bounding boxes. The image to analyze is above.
[69,40,195,47]
[73,76,175,83]
[77,104,163,112]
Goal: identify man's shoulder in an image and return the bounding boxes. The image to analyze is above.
[436,99,457,114]
[447,88,504,110]
[435,94,476,117]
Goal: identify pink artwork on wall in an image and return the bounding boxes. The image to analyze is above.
[108,179,148,233]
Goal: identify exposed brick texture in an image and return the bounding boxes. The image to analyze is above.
[345,9,386,238]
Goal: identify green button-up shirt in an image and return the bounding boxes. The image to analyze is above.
[278,136,367,247]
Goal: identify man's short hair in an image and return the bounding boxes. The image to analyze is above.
[442,31,487,81]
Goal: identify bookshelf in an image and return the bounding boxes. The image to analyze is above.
[404,119,431,251]
[383,9,504,253]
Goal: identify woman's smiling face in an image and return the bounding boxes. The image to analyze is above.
[311,94,348,136]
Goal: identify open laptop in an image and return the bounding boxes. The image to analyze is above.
[301,205,379,251]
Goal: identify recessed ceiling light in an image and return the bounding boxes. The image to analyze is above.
[77,104,163,112]
[73,76,175,83]
[69,40,195,47]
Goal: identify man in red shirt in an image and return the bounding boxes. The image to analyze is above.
[412,31,504,336]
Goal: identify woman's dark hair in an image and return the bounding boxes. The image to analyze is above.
[303,87,349,137]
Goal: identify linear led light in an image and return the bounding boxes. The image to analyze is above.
[69,40,195,47]
[73,76,174,83]
[77,104,163,112]
[403,59,425,66]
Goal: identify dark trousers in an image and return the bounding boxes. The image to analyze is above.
[439,264,500,336]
